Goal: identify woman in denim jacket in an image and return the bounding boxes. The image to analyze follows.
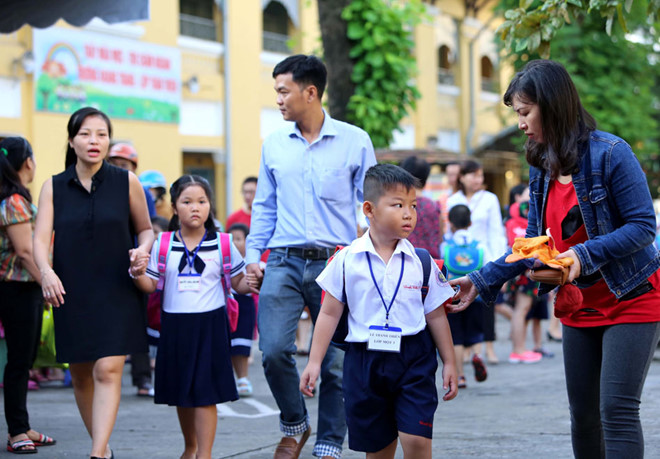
[450,59,660,458]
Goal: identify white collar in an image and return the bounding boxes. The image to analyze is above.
[350,229,416,261]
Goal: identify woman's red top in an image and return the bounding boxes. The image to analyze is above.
[545,179,660,327]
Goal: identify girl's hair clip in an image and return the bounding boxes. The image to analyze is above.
[0,148,7,157]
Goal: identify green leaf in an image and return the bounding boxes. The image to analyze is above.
[347,22,365,40]
[537,40,551,58]
[349,44,364,58]
[528,31,541,51]
[605,12,613,35]
[362,35,375,50]
[515,37,529,52]
[616,4,628,32]
[366,52,384,67]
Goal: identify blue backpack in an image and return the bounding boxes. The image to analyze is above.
[443,239,484,278]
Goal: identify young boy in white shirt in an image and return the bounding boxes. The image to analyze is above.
[300,164,458,458]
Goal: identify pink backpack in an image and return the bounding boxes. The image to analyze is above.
[147,232,239,332]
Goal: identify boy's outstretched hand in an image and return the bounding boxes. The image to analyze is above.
[441,363,458,401]
[299,363,320,398]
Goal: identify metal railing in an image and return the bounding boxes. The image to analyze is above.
[180,13,217,41]
[263,31,290,54]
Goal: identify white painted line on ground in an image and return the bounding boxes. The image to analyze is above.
[217,398,280,418]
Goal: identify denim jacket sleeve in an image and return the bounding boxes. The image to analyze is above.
[467,252,528,305]
[571,138,657,276]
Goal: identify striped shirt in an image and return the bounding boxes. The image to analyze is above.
[0,194,37,282]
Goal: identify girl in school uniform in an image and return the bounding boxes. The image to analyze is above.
[132,175,256,459]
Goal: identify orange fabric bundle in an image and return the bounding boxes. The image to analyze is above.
[504,235,573,269]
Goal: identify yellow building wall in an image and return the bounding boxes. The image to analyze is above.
[225,0,263,214]
[0,0,516,220]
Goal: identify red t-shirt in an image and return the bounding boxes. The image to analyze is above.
[545,180,660,327]
[226,208,270,264]
[226,208,251,229]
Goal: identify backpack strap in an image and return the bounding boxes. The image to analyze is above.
[414,248,432,304]
[218,232,233,295]
[155,231,173,291]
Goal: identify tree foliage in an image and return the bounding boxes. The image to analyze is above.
[322,0,425,148]
[499,0,660,195]
[497,0,660,56]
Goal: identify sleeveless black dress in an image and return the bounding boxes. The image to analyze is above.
[52,162,147,363]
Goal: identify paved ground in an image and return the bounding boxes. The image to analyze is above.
[4,317,660,458]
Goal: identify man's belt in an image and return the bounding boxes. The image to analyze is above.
[275,247,334,260]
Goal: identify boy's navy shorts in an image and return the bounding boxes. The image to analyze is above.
[343,328,438,452]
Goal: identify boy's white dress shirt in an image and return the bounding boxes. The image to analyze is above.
[316,231,455,342]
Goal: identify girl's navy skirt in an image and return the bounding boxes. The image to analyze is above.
[155,307,238,407]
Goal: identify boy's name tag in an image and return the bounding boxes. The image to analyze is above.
[178,273,201,291]
[368,325,402,353]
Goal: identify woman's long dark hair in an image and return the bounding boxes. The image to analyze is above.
[503,60,596,179]
[0,137,33,203]
[168,175,218,233]
[65,107,113,169]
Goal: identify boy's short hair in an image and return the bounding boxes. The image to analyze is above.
[448,204,471,230]
[228,223,250,238]
[272,54,327,99]
[363,164,420,203]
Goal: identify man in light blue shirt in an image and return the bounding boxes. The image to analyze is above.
[246,54,376,459]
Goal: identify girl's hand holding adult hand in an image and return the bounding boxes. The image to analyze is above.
[129,248,150,276]
[446,277,478,313]
[556,249,581,283]
[41,269,66,307]
[245,272,262,294]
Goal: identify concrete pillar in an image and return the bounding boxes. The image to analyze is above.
[224,0,263,213]
[413,21,438,149]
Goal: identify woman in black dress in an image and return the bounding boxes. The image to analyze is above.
[33,107,153,459]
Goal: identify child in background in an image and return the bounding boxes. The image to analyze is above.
[441,204,488,388]
[151,215,169,236]
[133,175,257,459]
[227,223,257,397]
[145,215,169,368]
[505,196,543,364]
[300,164,457,458]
